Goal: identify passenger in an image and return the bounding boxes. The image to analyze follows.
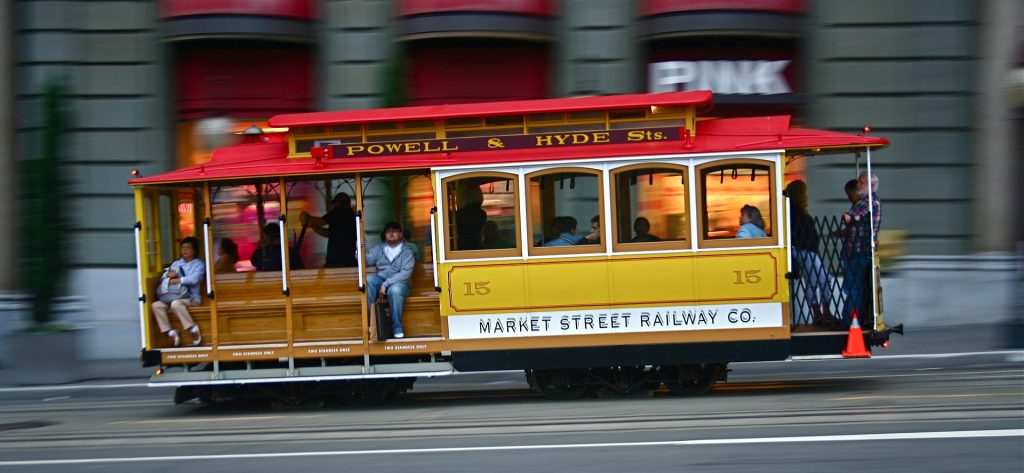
[844,178,859,205]
[213,238,238,274]
[455,184,487,250]
[786,180,834,326]
[151,237,204,347]
[736,205,768,238]
[544,216,586,246]
[583,215,601,244]
[300,192,357,267]
[630,216,662,243]
[840,172,881,324]
[365,221,416,339]
[250,223,305,271]
[481,220,514,249]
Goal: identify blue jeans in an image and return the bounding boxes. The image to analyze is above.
[366,274,409,336]
[841,256,871,325]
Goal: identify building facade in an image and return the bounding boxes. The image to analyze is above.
[5,0,1021,359]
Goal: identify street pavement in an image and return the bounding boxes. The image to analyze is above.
[0,323,1020,388]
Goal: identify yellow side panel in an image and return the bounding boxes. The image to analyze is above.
[525,260,611,309]
[442,250,788,316]
[693,251,785,303]
[445,263,528,313]
[607,255,695,305]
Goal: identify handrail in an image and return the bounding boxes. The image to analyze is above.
[784,194,793,276]
[278,215,288,295]
[429,207,439,291]
[202,218,213,299]
[355,210,365,292]
[133,222,146,350]
[866,146,880,329]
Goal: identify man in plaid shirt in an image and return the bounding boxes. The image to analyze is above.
[840,172,881,325]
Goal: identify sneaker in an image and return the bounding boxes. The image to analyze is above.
[393,331,405,339]
[189,326,202,346]
[168,330,180,347]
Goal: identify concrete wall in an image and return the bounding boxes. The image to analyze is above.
[805,0,978,255]
[558,0,638,96]
[322,0,395,111]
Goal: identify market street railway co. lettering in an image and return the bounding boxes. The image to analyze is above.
[329,127,682,159]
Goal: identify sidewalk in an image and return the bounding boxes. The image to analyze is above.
[0,323,1020,388]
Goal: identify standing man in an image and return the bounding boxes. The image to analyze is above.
[840,172,881,324]
[365,221,416,339]
[301,192,357,267]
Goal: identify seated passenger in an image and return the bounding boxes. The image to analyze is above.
[544,216,586,246]
[365,221,416,339]
[629,217,661,243]
[151,237,204,347]
[583,215,601,244]
[214,238,238,274]
[736,205,768,238]
[251,223,305,271]
[481,220,514,249]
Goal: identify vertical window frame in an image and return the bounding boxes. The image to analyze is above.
[440,171,522,260]
[524,167,606,257]
[609,163,691,253]
[695,158,779,249]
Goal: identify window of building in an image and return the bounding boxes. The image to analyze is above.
[526,168,603,256]
[442,173,520,259]
[697,159,777,248]
[611,164,689,251]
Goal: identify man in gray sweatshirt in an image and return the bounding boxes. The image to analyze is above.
[365,221,416,338]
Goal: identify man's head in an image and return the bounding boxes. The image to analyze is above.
[590,215,600,233]
[844,179,859,204]
[331,193,351,210]
[383,221,403,246]
[634,217,651,236]
[263,223,281,244]
[857,172,879,198]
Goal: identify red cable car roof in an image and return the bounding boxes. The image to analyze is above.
[130,112,887,186]
[268,91,715,128]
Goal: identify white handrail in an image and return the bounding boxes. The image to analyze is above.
[866,147,880,328]
[278,215,288,295]
[784,194,792,275]
[355,211,365,291]
[429,207,439,290]
[202,219,213,298]
[133,222,146,350]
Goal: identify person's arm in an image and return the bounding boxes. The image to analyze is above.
[737,225,751,239]
[384,249,416,288]
[364,243,381,266]
[178,259,205,286]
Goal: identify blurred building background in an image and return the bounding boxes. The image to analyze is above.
[2,0,1022,360]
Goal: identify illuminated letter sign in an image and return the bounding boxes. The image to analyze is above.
[649,60,792,95]
[328,127,682,159]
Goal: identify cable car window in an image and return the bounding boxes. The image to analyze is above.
[443,173,520,259]
[697,160,777,248]
[611,165,689,251]
[527,169,604,255]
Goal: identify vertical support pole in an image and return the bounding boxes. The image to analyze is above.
[866,148,881,331]
[278,178,294,355]
[203,182,219,349]
[355,175,370,373]
[429,207,439,290]
[134,221,146,350]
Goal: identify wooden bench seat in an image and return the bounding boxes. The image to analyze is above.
[154,264,441,348]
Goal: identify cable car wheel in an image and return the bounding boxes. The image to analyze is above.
[659,364,721,396]
[527,369,591,400]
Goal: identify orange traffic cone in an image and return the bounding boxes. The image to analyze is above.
[842,310,871,358]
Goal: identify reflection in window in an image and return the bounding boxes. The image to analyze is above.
[445,175,517,252]
[701,164,773,239]
[614,167,688,244]
[211,183,284,272]
[529,171,600,248]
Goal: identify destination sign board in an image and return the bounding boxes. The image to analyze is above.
[325,127,684,159]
